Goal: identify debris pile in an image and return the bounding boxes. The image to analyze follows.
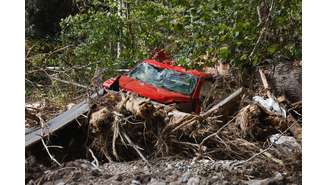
[25,99,64,129]
[25,63,302,184]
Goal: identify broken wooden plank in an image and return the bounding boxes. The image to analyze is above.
[259,68,273,99]
[25,90,105,148]
[25,99,90,147]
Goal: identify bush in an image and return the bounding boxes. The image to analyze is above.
[59,0,301,69]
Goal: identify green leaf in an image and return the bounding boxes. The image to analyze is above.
[267,44,279,55]
[218,46,230,60]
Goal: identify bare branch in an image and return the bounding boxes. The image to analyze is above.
[40,137,62,167]
[233,121,297,167]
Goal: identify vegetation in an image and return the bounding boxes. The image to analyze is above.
[26,0,301,102]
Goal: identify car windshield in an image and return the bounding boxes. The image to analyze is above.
[128,62,198,95]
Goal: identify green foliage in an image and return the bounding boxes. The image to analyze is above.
[58,0,301,69]
[26,0,301,101]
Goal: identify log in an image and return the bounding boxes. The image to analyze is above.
[117,93,155,119]
[90,91,195,133]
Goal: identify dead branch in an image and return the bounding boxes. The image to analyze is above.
[249,0,274,59]
[88,148,100,169]
[201,87,243,118]
[122,132,150,166]
[49,76,89,89]
[40,137,62,167]
[233,121,297,167]
[199,116,237,152]
[46,44,73,58]
[25,44,35,58]
[46,145,64,149]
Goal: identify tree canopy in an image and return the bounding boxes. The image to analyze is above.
[26,0,301,100]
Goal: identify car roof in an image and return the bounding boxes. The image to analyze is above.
[143,59,210,78]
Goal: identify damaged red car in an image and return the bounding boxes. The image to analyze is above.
[103,55,211,113]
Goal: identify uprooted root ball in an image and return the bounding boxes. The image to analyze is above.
[85,92,295,164]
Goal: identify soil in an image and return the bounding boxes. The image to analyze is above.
[26,156,301,185]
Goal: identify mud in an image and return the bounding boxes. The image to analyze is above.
[26,156,301,185]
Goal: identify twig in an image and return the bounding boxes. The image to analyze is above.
[25,78,43,88]
[49,76,89,89]
[36,113,63,166]
[199,116,237,147]
[26,44,35,58]
[291,101,302,107]
[88,148,100,169]
[75,118,82,127]
[47,44,73,58]
[40,137,62,166]
[122,132,150,167]
[170,115,198,133]
[123,117,145,125]
[233,121,297,167]
[36,113,50,140]
[249,0,274,59]
[292,110,302,117]
[46,145,64,149]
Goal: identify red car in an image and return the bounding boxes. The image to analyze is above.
[103,53,211,113]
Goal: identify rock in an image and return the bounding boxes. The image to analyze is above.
[212,176,219,180]
[269,134,301,155]
[91,168,102,177]
[169,181,181,185]
[180,171,191,183]
[245,172,283,185]
[147,178,166,185]
[80,163,90,170]
[131,179,141,185]
[209,175,223,184]
[115,174,123,181]
[144,165,151,173]
[187,177,200,185]
[53,179,65,185]
[166,163,173,170]
[272,61,301,102]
